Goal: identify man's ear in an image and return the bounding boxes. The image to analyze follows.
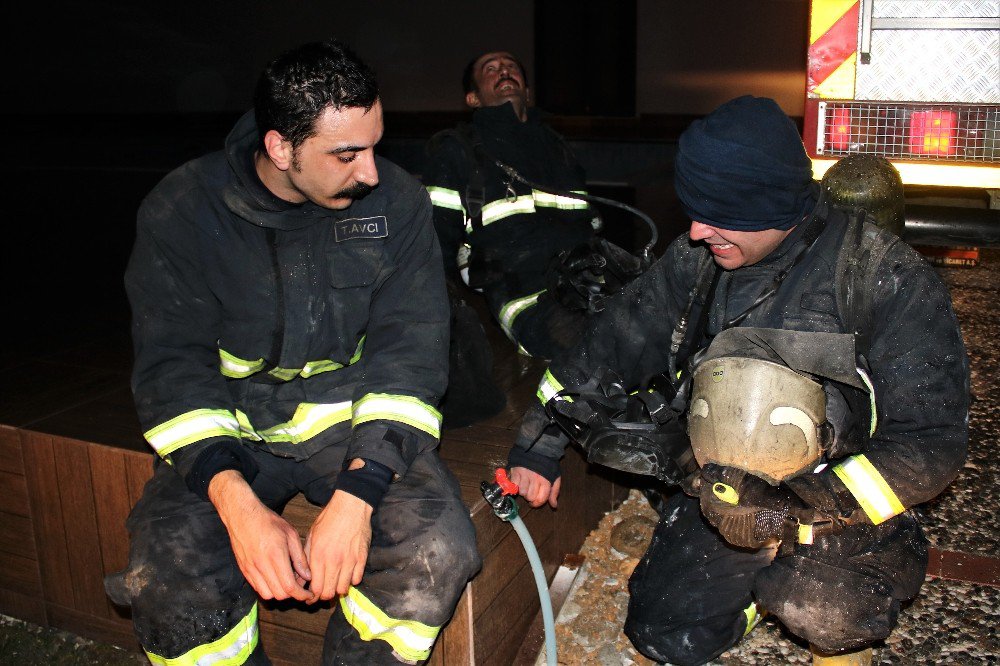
[263,130,293,171]
[465,91,482,109]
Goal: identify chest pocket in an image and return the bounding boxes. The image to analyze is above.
[329,241,385,288]
[800,292,837,317]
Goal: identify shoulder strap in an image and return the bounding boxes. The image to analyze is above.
[451,123,486,232]
[834,210,898,359]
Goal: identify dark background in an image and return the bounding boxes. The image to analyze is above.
[2,0,809,356]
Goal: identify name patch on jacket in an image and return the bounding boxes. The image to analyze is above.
[335,216,388,242]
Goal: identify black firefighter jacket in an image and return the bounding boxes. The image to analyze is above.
[422,103,597,336]
[125,111,449,489]
[513,205,970,524]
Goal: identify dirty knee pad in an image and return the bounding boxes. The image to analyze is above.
[754,555,899,653]
[624,492,772,665]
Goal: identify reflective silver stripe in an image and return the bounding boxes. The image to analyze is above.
[537,368,566,404]
[478,195,537,229]
[219,349,265,379]
[352,394,442,438]
[533,189,589,210]
[427,186,465,217]
[340,587,439,663]
[499,290,544,340]
[145,409,241,457]
[257,401,353,443]
[856,366,877,436]
[832,454,905,524]
[145,602,258,666]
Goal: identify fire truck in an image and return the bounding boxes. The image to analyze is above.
[804,0,1000,262]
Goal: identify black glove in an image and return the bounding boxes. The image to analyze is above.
[548,242,609,312]
[698,464,813,550]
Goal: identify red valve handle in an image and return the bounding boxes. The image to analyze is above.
[495,468,519,496]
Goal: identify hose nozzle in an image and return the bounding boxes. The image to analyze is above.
[481,468,520,520]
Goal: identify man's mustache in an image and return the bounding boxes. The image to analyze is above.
[495,75,518,90]
[335,182,376,200]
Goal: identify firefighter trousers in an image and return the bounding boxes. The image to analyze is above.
[106,443,481,665]
[624,491,927,665]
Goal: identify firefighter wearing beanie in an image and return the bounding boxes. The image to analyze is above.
[505,96,969,665]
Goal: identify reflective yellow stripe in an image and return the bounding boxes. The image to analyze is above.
[301,359,345,377]
[340,586,439,662]
[219,349,265,378]
[742,601,762,636]
[234,410,262,442]
[340,587,438,661]
[536,368,565,404]
[145,409,241,457]
[533,189,589,210]
[832,454,905,524]
[146,602,258,666]
[856,366,877,436]
[257,402,352,444]
[499,290,544,340]
[798,523,815,545]
[352,394,442,438]
[220,335,365,381]
[479,195,536,228]
[268,367,299,381]
[426,186,465,213]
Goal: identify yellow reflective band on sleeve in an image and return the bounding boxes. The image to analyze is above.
[352,394,442,439]
[479,195,537,227]
[340,587,439,663]
[533,189,590,210]
[219,349,265,379]
[144,409,241,458]
[257,402,353,444]
[536,368,566,404]
[426,186,465,214]
[742,602,762,636]
[856,366,877,436]
[833,454,905,524]
[499,290,544,340]
[234,410,262,442]
[145,602,258,666]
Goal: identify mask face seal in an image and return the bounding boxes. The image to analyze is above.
[688,356,827,485]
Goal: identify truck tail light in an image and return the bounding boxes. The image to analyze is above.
[828,106,853,150]
[909,110,958,156]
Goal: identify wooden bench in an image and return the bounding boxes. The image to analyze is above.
[0,303,628,665]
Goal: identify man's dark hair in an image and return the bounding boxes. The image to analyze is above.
[461,51,529,95]
[254,39,379,150]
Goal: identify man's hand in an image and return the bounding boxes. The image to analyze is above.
[510,466,561,508]
[304,488,373,603]
[209,470,312,602]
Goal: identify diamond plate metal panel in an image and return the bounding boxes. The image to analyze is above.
[873,0,999,19]
[857,30,1000,102]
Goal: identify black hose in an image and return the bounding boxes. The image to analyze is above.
[484,154,660,267]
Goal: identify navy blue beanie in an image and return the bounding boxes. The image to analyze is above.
[674,95,816,231]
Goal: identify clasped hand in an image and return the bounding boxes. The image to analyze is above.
[209,470,373,604]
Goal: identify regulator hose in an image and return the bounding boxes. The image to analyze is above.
[479,148,660,269]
